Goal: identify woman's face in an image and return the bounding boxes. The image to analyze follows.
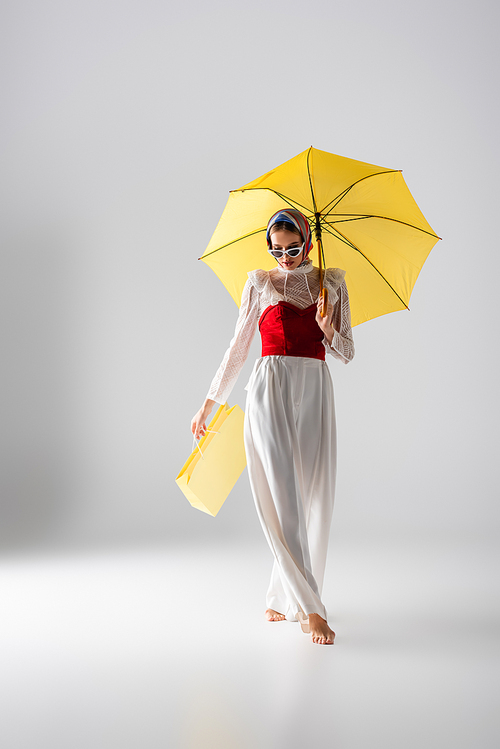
[270,229,305,270]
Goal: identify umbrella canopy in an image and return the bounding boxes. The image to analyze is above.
[200,147,440,327]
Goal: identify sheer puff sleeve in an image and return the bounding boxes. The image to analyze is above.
[323,270,355,364]
[206,279,260,404]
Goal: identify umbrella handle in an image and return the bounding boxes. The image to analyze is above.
[320,287,329,318]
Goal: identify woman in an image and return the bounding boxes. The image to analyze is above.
[191,209,355,645]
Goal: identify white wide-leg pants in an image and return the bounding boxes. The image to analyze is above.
[244,355,337,623]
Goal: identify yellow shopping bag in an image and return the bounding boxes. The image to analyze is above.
[175,403,246,517]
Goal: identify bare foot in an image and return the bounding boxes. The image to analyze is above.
[305,613,335,644]
[265,608,286,622]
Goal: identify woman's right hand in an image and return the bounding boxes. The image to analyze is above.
[191,399,216,441]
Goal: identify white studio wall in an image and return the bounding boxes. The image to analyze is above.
[1,0,498,551]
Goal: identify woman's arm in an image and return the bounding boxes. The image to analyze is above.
[319,280,355,363]
[191,398,216,441]
[191,280,259,438]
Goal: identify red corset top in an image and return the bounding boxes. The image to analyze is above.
[258,302,325,361]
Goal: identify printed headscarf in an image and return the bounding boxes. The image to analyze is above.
[266,209,313,256]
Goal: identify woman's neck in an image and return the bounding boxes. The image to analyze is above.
[275,258,315,275]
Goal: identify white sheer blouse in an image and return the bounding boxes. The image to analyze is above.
[207,260,355,404]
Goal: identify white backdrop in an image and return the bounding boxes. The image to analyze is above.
[1,0,498,551]
[2,3,499,748]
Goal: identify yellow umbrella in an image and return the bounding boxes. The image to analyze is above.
[200,147,440,327]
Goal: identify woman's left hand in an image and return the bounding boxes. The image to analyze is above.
[315,297,335,345]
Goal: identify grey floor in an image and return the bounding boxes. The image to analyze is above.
[1,538,498,749]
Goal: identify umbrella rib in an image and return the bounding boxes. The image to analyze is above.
[321,224,410,311]
[326,215,372,224]
[321,185,353,215]
[320,170,401,215]
[273,190,312,215]
[199,228,266,259]
[324,214,441,239]
[232,186,312,216]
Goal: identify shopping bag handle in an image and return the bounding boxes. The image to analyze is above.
[192,430,219,460]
